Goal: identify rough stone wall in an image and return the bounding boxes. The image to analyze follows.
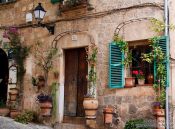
[0,0,165,128]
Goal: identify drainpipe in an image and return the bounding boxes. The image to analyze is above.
[164,0,170,129]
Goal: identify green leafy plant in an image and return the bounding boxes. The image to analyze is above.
[15,111,36,124]
[51,82,59,118]
[141,37,166,108]
[124,119,154,129]
[150,18,175,34]
[85,43,98,97]
[113,34,132,68]
[3,27,30,89]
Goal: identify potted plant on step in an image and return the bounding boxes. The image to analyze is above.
[113,34,135,88]
[9,101,20,119]
[0,100,10,116]
[37,93,52,117]
[83,43,99,119]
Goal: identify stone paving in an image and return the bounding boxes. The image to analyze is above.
[0,116,53,129]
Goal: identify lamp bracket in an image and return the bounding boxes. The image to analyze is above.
[38,22,55,35]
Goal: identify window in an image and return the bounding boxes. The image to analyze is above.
[129,41,153,84]
[108,36,169,88]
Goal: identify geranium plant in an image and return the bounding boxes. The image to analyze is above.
[132,70,145,79]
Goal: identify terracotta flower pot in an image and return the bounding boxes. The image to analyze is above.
[0,108,10,116]
[138,79,145,85]
[153,109,165,117]
[9,93,18,101]
[83,97,98,119]
[147,74,154,84]
[40,101,52,116]
[9,88,18,94]
[125,77,135,88]
[10,109,20,118]
[103,107,113,124]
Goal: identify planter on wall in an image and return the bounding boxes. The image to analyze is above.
[125,77,135,88]
[40,101,52,116]
[83,97,98,119]
[103,107,114,124]
[0,108,10,116]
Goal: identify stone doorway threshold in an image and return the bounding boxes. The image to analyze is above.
[63,116,86,125]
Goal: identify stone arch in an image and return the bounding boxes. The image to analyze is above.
[51,30,95,49]
[0,48,9,103]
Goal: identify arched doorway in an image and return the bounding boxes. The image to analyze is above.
[0,48,9,103]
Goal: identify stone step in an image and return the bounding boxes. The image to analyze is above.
[63,116,86,125]
[54,123,87,129]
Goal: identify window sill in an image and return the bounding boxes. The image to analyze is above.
[125,84,153,88]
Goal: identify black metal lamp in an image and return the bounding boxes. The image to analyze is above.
[34,3,55,35]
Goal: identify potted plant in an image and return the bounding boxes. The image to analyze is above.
[0,100,10,116]
[132,70,145,85]
[113,34,135,88]
[103,106,114,124]
[9,88,18,101]
[83,43,98,119]
[37,93,52,116]
[9,101,20,119]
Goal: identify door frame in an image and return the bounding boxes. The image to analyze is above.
[57,46,88,123]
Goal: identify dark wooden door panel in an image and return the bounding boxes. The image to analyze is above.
[77,48,88,117]
[64,48,87,117]
[64,49,78,116]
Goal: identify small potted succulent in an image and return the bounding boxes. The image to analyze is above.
[9,102,20,119]
[37,93,52,116]
[132,70,145,85]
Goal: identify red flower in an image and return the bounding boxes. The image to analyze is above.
[132,70,138,75]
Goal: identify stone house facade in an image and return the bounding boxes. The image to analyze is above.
[0,0,175,129]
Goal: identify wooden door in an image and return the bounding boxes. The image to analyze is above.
[64,48,87,117]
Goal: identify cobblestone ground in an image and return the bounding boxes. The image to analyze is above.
[0,116,53,129]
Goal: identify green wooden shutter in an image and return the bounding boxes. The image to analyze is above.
[154,36,169,87]
[109,42,124,88]
[51,0,63,4]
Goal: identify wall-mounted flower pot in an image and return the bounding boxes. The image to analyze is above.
[125,77,135,88]
[103,107,114,124]
[40,101,52,116]
[138,79,145,85]
[0,108,10,116]
[83,97,98,119]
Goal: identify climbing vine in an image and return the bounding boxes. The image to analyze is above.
[3,27,30,88]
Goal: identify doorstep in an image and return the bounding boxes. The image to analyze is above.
[63,116,86,125]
